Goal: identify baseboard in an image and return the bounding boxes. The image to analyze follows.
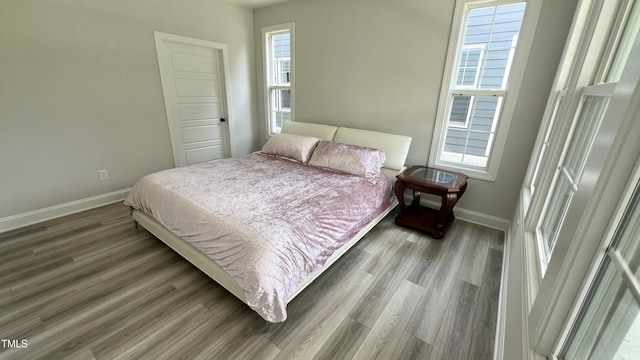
[494,222,512,360]
[0,188,131,233]
[453,205,510,232]
[411,197,511,232]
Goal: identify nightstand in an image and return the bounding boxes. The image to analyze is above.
[394,166,468,239]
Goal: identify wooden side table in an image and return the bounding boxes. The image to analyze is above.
[394,166,468,239]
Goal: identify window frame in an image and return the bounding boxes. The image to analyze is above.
[429,0,543,181]
[524,0,636,277]
[534,83,614,269]
[456,44,486,90]
[529,41,640,356]
[517,0,640,354]
[447,95,475,129]
[262,22,295,137]
[558,171,640,358]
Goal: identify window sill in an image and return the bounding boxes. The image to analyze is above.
[430,161,496,182]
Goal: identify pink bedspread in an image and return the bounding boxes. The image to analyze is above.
[124,152,392,322]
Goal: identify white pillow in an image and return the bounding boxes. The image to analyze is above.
[261,133,320,163]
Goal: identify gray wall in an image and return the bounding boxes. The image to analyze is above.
[0,0,257,218]
[0,0,577,223]
[253,0,576,220]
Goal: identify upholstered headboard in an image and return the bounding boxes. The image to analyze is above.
[280,122,338,141]
[281,122,412,181]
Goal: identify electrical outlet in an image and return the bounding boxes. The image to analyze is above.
[98,169,109,181]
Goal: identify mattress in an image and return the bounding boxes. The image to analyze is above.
[124,152,393,322]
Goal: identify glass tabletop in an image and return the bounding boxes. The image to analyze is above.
[408,167,456,185]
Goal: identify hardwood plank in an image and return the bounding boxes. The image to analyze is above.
[41,261,192,329]
[0,204,504,360]
[488,227,505,251]
[468,331,494,360]
[390,331,432,360]
[30,220,133,255]
[0,255,76,284]
[405,246,465,344]
[457,224,491,286]
[312,317,369,360]
[8,235,156,299]
[406,235,443,287]
[1,282,176,360]
[188,307,267,360]
[43,203,122,229]
[443,219,473,254]
[271,269,375,359]
[430,279,480,360]
[0,224,46,242]
[0,275,103,328]
[64,348,96,360]
[356,213,408,255]
[119,304,216,360]
[97,245,179,285]
[70,231,152,263]
[266,246,369,345]
[88,281,218,359]
[221,334,281,360]
[473,248,503,336]
[359,226,410,275]
[352,280,423,360]
[0,223,99,260]
[111,303,213,360]
[351,238,423,328]
[56,283,204,359]
[0,315,43,340]
[0,248,36,267]
[0,286,13,307]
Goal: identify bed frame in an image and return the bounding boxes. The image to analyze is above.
[132,122,411,321]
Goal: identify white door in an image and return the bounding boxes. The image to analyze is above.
[154,32,230,167]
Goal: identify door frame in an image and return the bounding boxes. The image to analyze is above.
[153,31,235,166]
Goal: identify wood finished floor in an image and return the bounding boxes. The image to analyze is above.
[0,203,504,360]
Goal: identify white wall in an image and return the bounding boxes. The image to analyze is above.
[0,0,257,219]
[253,0,577,220]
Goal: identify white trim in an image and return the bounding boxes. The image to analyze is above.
[522,0,604,232]
[528,25,640,354]
[410,196,510,231]
[429,0,543,181]
[494,221,511,360]
[153,31,235,160]
[456,44,486,90]
[262,22,295,138]
[0,189,131,233]
[454,205,510,231]
[219,39,236,157]
[553,158,640,356]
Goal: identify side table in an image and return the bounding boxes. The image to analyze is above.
[394,166,468,239]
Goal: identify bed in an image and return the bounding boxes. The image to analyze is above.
[124,122,411,323]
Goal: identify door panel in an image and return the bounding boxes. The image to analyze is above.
[178,103,219,121]
[155,32,229,167]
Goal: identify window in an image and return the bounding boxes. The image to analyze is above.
[456,46,484,88]
[599,0,640,83]
[525,0,640,272]
[519,0,640,356]
[537,86,613,262]
[561,180,640,359]
[263,23,294,136]
[430,0,537,180]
